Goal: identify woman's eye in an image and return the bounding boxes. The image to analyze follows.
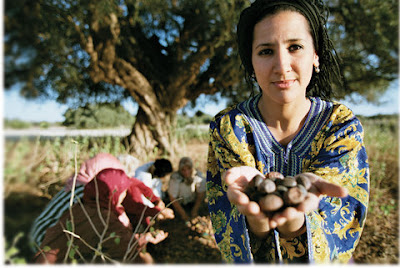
[258,49,273,56]
[289,45,303,52]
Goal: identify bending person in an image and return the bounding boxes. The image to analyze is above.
[34,168,173,264]
[29,153,138,252]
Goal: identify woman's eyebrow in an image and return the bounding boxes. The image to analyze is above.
[254,38,305,49]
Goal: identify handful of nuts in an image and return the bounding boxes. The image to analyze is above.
[244,174,312,213]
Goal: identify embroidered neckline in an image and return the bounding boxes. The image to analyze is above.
[237,94,333,175]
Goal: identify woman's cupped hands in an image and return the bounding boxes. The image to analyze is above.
[224,166,348,238]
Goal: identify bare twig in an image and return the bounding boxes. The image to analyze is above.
[93,176,107,228]
[76,197,101,237]
[91,194,113,263]
[125,198,181,262]
[123,194,156,262]
[63,230,118,264]
[64,140,79,262]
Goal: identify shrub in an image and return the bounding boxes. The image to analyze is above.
[4,119,32,129]
[63,103,135,129]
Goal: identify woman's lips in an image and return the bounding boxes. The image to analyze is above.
[273,80,296,89]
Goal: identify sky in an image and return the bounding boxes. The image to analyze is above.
[2,90,228,123]
[3,80,399,123]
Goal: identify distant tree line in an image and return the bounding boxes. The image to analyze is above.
[4,104,214,129]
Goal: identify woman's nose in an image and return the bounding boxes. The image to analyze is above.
[273,50,292,74]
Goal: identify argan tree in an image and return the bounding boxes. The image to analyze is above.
[5,0,248,156]
[5,0,398,156]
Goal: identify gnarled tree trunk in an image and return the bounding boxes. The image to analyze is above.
[127,105,177,158]
[75,3,243,157]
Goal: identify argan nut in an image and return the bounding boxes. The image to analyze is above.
[268,176,277,182]
[296,174,312,190]
[282,176,297,187]
[259,194,284,212]
[271,191,283,198]
[297,184,308,196]
[257,179,276,193]
[283,186,306,206]
[253,175,264,189]
[267,172,284,180]
[276,185,288,193]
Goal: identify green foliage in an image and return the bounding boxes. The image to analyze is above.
[176,111,213,128]
[174,112,211,142]
[192,111,214,125]
[4,0,246,106]
[4,136,129,194]
[328,0,399,100]
[358,114,398,234]
[5,232,27,264]
[4,118,32,129]
[63,103,135,129]
[4,119,63,129]
[39,121,50,129]
[4,137,32,184]
[380,199,397,216]
[174,127,209,143]
[360,114,398,193]
[176,114,192,128]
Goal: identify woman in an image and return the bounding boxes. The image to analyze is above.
[34,168,173,264]
[168,157,206,221]
[207,0,369,264]
[29,153,132,252]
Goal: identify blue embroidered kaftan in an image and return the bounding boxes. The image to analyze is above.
[206,94,369,264]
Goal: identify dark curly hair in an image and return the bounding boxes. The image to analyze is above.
[153,158,173,178]
[237,0,342,100]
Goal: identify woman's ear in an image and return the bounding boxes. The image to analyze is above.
[313,53,320,69]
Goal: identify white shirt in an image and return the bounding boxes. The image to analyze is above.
[168,170,206,205]
[135,161,162,199]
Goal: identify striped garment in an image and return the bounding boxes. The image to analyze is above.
[28,185,84,252]
[207,94,369,264]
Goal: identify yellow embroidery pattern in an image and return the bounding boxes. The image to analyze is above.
[207,101,368,264]
[206,181,224,205]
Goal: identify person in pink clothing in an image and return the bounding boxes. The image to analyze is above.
[82,167,174,231]
[34,168,174,264]
[64,153,127,192]
[123,177,170,231]
[29,153,141,252]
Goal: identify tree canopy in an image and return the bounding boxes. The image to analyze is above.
[5,0,398,155]
[327,0,398,101]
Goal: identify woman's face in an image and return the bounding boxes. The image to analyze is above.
[180,166,193,179]
[251,11,319,105]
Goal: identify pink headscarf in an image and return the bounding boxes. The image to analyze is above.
[83,168,134,217]
[65,153,125,192]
